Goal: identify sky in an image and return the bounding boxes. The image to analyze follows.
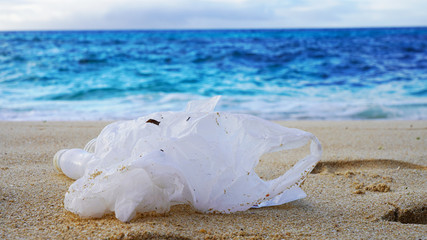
[0,0,426,31]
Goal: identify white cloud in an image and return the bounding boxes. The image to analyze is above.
[0,0,426,30]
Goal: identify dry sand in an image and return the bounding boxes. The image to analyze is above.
[0,120,426,239]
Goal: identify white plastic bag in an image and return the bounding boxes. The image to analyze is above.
[54,96,322,222]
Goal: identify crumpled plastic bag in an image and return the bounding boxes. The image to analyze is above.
[55,96,322,222]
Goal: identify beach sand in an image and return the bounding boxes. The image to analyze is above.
[1,121,426,239]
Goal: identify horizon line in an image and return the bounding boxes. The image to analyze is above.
[1,25,427,32]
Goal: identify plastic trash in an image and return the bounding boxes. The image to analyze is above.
[54,96,322,222]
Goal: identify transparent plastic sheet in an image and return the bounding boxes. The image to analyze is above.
[54,96,322,222]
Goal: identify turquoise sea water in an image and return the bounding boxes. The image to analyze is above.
[0,28,426,120]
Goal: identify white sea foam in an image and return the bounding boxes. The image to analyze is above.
[1,94,426,121]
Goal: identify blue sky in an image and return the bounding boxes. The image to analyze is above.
[0,0,426,30]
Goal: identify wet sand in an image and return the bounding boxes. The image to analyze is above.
[0,121,426,239]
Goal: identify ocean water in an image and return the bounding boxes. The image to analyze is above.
[0,28,426,120]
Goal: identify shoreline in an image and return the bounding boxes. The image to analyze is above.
[1,120,426,239]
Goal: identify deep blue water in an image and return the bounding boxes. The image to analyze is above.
[1,28,426,120]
